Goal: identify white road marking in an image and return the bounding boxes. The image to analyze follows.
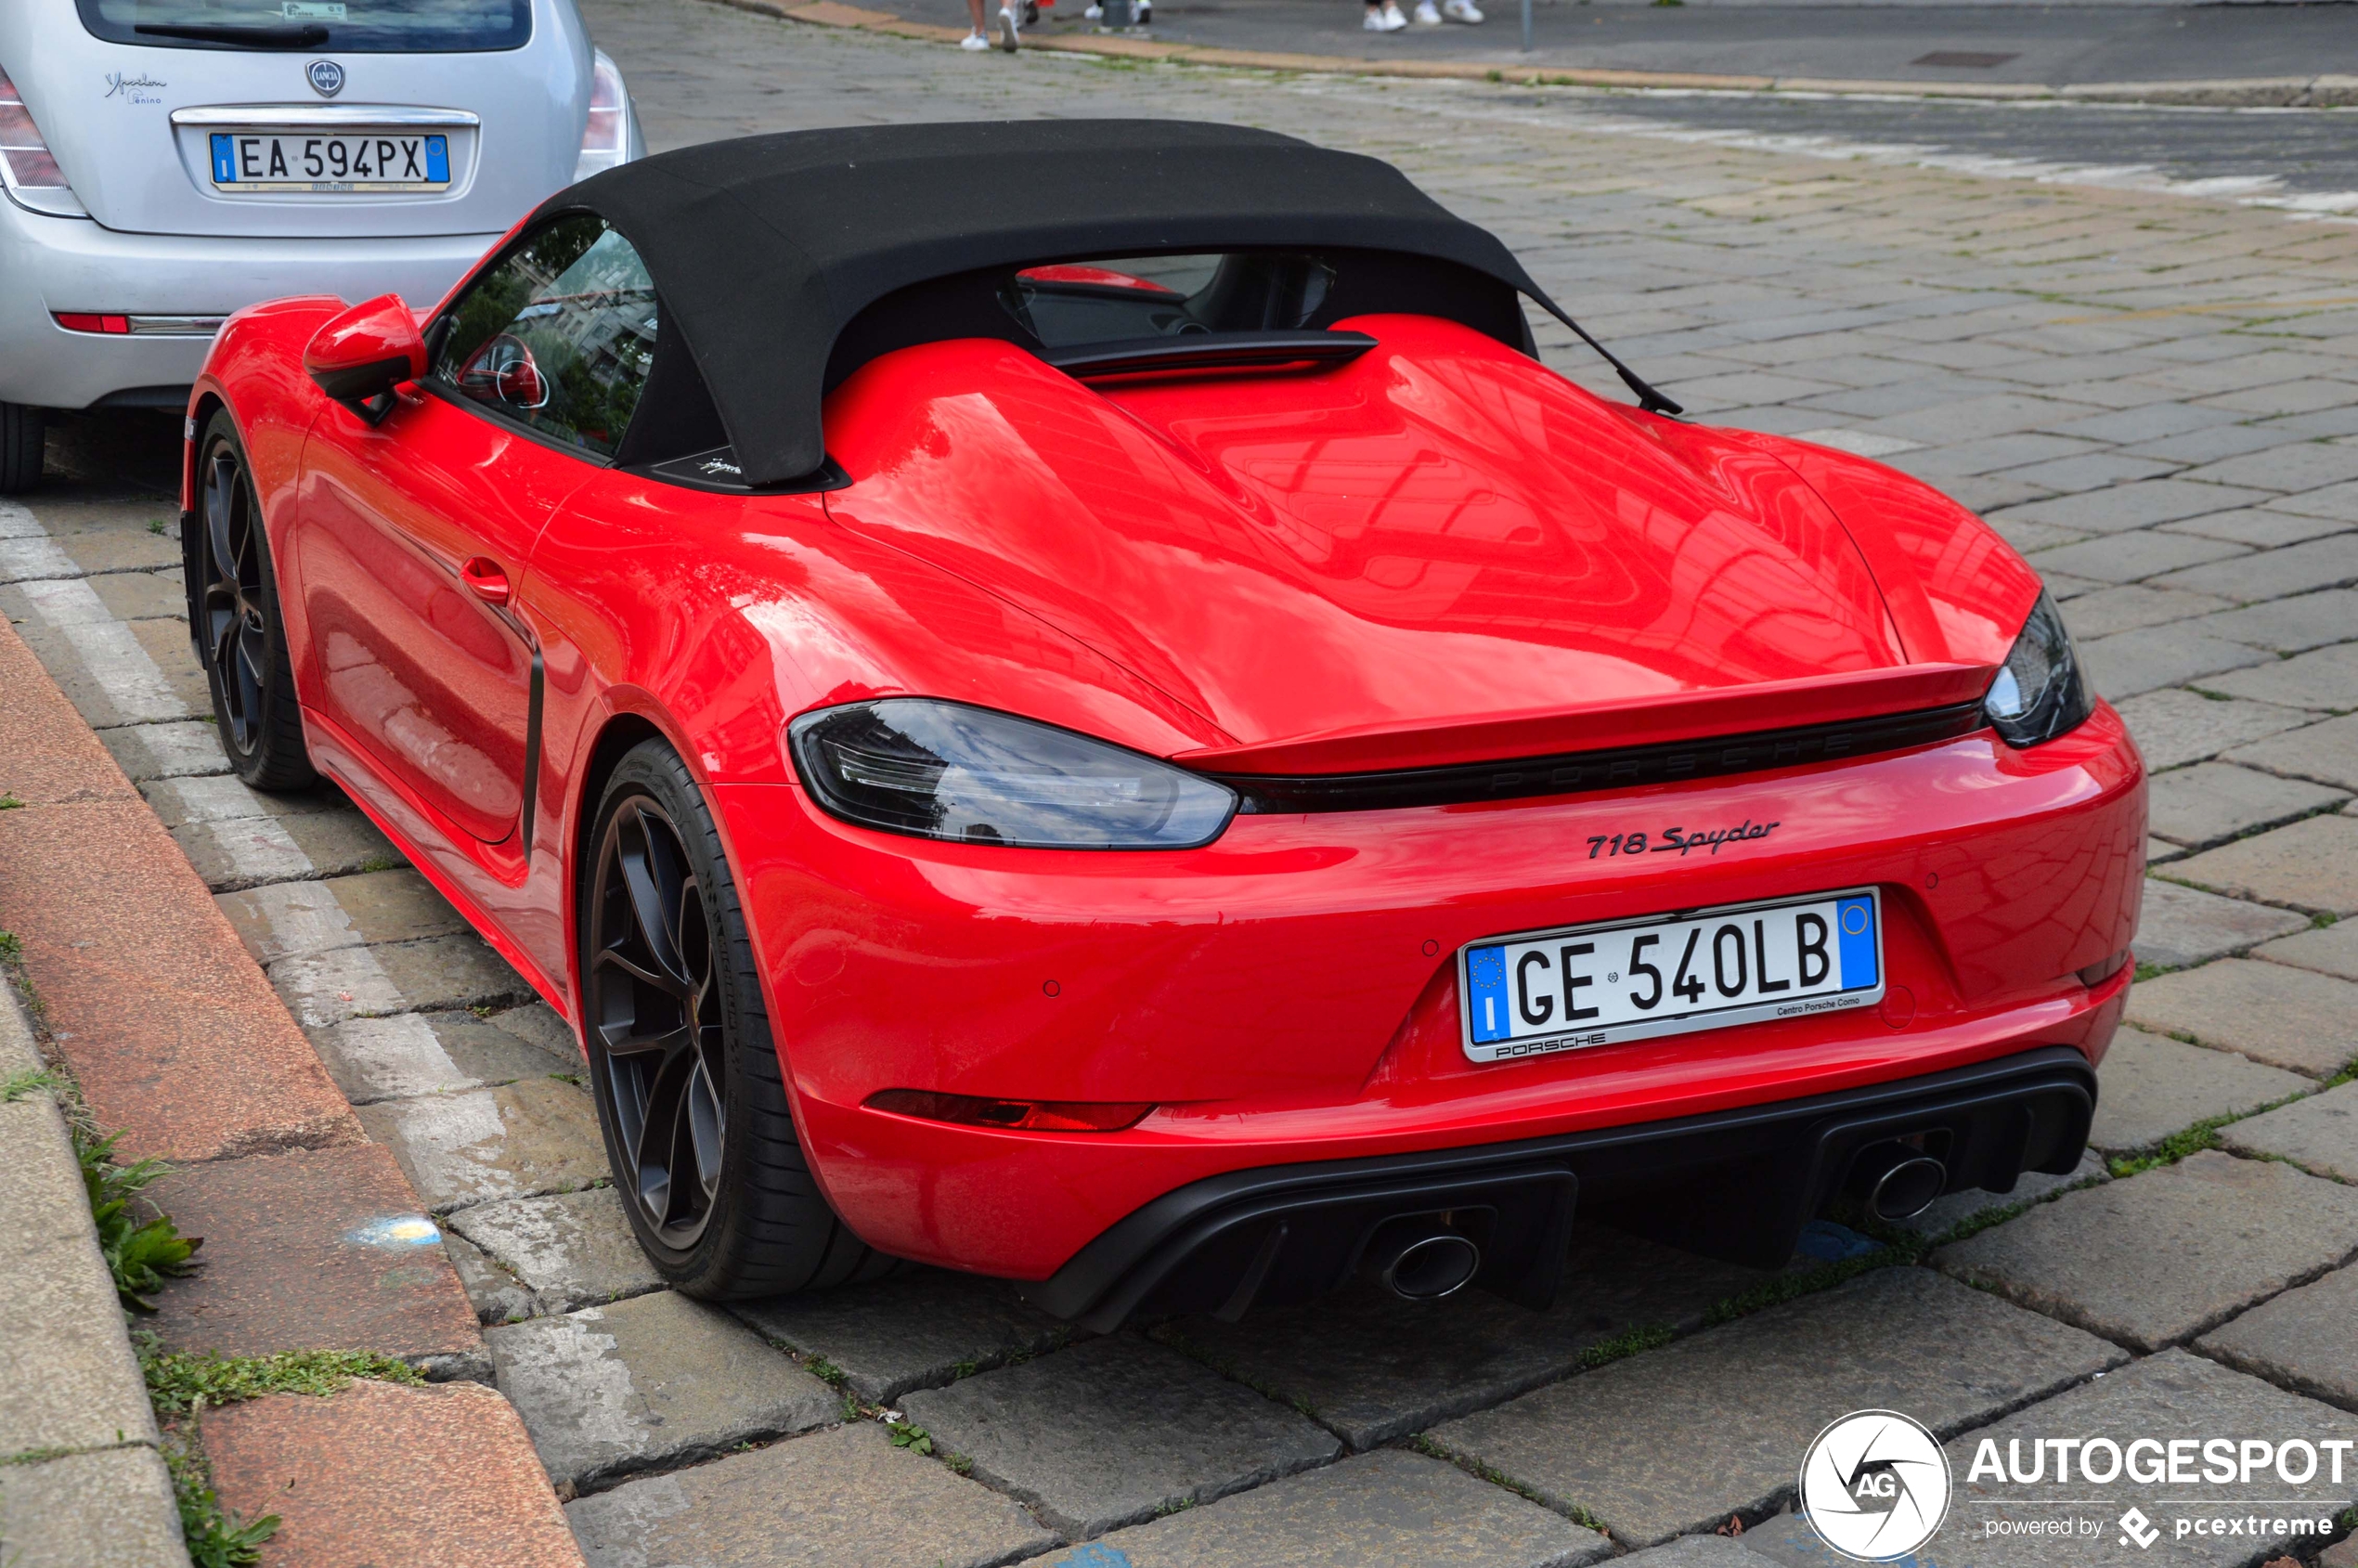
[270,943,408,1028]
[150,773,274,824]
[319,1014,473,1102]
[110,720,231,780]
[372,1088,523,1209]
[1289,79,2358,226]
[0,535,78,582]
[16,576,188,724]
[198,816,317,885]
[0,499,50,540]
[237,878,361,963]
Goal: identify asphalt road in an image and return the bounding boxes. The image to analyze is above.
[863,0,2358,85]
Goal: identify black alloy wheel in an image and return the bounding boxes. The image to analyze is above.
[581,740,897,1297]
[589,794,730,1251]
[190,411,314,789]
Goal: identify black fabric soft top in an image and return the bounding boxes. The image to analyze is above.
[540,119,1671,487]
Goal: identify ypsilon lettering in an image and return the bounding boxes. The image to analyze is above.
[104,71,168,100]
[1653,819,1781,857]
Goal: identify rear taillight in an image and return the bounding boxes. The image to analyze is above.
[0,65,83,214]
[573,49,631,183]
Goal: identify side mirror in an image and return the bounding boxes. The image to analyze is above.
[304,294,426,425]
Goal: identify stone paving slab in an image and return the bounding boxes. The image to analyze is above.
[2131,879,2312,970]
[2144,761,2348,850]
[215,868,469,965]
[1424,1268,2122,1549]
[1614,1537,1775,1567]
[1156,1227,1771,1449]
[1926,1351,2358,1566]
[2198,1261,2358,1413]
[566,1420,1059,1568]
[733,1267,1074,1405]
[447,1187,664,1316]
[1043,1448,1613,1568]
[206,1378,587,1568]
[357,1076,609,1214]
[269,932,534,1029]
[0,1446,189,1568]
[6,618,205,730]
[0,1097,161,1458]
[2228,712,2358,793]
[2220,1080,2358,1182]
[2193,588,2358,655]
[2114,689,2315,772]
[487,1289,840,1492]
[0,797,361,1162]
[2168,813,2358,918]
[138,774,347,831]
[96,718,230,783]
[145,1143,486,1380]
[1891,1150,2107,1241]
[900,1335,1342,1539]
[309,1008,580,1106]
[171,808,406,894]
[2089,1027,2314,1154]
[446,1231,537,1326]
[2126,957,2358,1077]
[1937,1149,2358,1352]
[2255,920,2358,983]
[2203,641,2358,713]
[2079,626,2271,702]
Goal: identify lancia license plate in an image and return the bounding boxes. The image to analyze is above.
[1459,888,1885,1062]
[208,132,450,192]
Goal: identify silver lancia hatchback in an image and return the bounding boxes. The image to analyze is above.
[0,0,642,491]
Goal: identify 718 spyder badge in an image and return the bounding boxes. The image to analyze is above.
[1588,818,1781,860]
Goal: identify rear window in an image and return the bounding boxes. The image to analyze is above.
[1002,253,1335,350]
[75,0,530,52]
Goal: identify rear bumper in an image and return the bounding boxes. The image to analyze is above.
[0,203,495,409]
[1031,1046,2097,1330]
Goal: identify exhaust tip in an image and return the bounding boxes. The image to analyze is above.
[1869,1156,1948,1222]
[1383,1233,1482,1301]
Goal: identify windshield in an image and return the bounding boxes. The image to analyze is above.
[75,0,531,52]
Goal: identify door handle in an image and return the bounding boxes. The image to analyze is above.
[460,556,512,606]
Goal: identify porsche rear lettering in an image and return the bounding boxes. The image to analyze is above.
[1587,819,1781,860]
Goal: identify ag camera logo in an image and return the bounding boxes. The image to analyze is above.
[1800,1409,1952,1562]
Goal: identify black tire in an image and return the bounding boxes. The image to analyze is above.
[0,401,42,495]
[189,411,316,790]
[581,740,896,1299]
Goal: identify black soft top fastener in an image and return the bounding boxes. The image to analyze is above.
[540,120,1678,487]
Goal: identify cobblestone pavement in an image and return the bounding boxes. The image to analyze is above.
[8,4,2358,1561]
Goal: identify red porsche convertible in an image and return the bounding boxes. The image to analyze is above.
[183,121,2142,1328]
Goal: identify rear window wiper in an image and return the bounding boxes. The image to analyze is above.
[1041,330,1378,381]
[135,21,329,46]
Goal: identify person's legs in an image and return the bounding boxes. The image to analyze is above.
[962,0,990,46]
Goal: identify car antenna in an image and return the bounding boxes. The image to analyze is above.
[1532,295,1683,418]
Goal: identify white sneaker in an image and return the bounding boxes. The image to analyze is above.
[1443,0,1483,19]
[1135,0,1150,20]
[1365,3,1406,30]
[996,5,1018,46]
[1414,1,1442,23]
[1083,3,1101,14]
[960,28,990,46]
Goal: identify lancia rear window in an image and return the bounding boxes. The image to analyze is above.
[75,0,530,52]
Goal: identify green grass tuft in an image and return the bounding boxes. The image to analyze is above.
[0,793,23,810]
[140,1342,423,1417]
[887,1419,934,1456]
[75,1129,201,1310]
[1577,1323,1674,1369]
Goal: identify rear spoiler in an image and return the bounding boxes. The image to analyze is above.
[1169,662,1997,777]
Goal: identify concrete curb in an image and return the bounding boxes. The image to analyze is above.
[0,985,192,1568]
[716,0,2358,108]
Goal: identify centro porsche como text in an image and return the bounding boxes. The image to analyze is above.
[0,0,642,492]
[179,122,2144,1329]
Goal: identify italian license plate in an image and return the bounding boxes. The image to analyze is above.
[1459,888,1885,1062]
[208,131,450,192]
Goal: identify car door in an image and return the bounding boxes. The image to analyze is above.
[292,214,658,854]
